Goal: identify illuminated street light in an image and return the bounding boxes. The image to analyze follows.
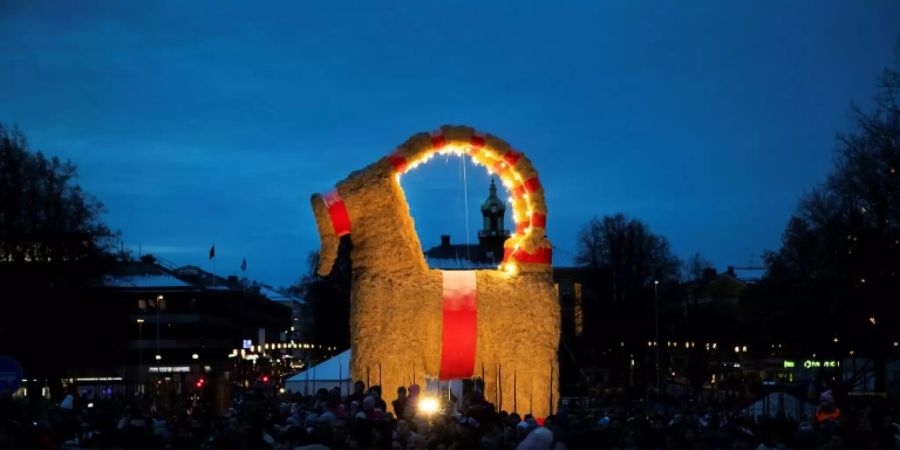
[869,317,877,325]
[833,337,839,343]
[155,354,162,361]
[192,353,199,360]
[136,318,144,324]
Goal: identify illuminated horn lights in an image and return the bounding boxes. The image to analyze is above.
[387,126,552,273]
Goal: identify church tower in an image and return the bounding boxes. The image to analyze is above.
[478,178,509,263]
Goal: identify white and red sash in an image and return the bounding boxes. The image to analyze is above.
[439,270,478,380]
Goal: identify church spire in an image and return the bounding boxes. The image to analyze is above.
[478,178,509,263]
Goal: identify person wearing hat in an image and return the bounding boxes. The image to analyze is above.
[815,390,841,423]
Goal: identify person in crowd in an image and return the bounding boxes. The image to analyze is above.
[815,390,841,424]
[405,384,421,419]
[347,380,366,406]
[6,379,900,450]
[393,386,408,419]
[515,427,553,450]
[368,385,388,412]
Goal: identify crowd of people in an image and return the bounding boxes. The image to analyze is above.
[1,380,899,449]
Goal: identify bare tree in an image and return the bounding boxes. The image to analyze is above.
[0,124,115,263]
[685,252,712,281]
[575,214,681,304]
[761,56,900,391]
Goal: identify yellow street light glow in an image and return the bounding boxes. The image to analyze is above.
[418,396,439,415]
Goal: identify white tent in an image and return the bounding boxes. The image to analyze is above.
[745,391,816,420]
[285,349,352,395]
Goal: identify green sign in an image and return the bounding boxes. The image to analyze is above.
[783,359,839,369]
[783,359,840,369]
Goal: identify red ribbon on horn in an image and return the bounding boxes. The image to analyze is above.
[388,150,408,173]
[503,247,552,265]
[322,188,351,237]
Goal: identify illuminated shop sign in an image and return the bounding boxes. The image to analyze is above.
[783,360,839,369]
[148,366,191,373]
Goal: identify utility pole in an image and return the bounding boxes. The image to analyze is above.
[156,295,163,370]
[654,280,660,393]
[137,318,144,392]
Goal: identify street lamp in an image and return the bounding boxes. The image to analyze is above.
[136,318,145,387]
[654,280,660,392]
[156,295,163,372]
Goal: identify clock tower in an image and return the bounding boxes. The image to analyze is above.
[478,178,509,263]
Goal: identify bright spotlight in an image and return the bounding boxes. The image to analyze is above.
[418,396,439,415]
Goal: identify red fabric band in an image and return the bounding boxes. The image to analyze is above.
[388,150,408,173]
[531,212,547,228]
[503,149,522,167]
[439,270,478,380]
[430,129,446,149]
[511,185,525,199]
[470,131,486,149]
[523,176,542,193]
[322,189,351,237]
[503,246,552,265]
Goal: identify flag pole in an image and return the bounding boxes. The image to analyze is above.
[241,257,247,295]
[209,243,216,289]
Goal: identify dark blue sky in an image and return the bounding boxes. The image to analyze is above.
[2,1,899,287]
